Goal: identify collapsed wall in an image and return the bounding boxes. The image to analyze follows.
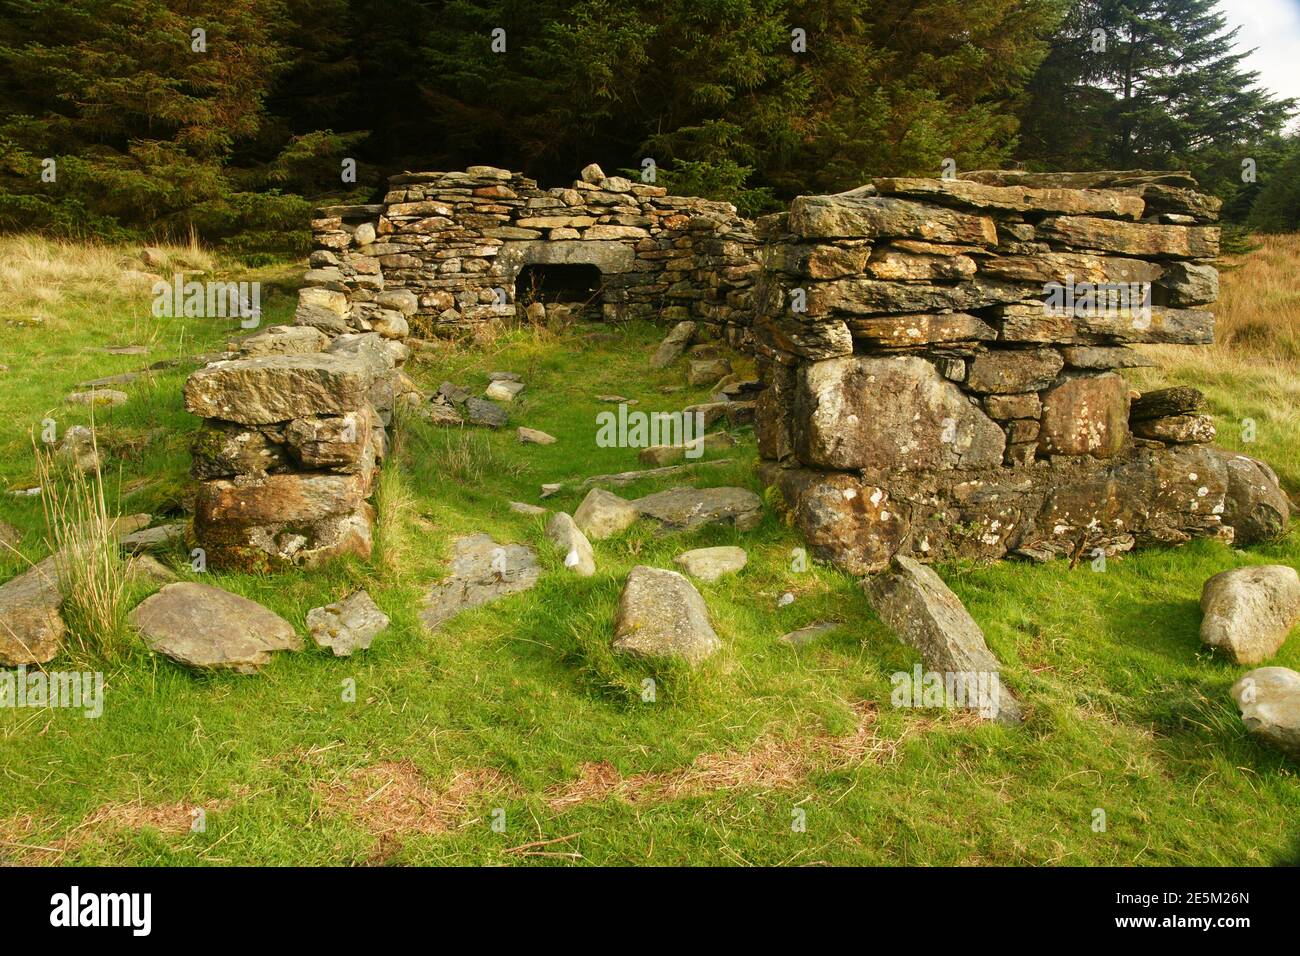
[301,163,759,347]
[753,171,1290,573]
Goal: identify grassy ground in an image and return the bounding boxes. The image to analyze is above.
[0,235,1296,867]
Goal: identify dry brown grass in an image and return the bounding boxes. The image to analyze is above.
[315,761,515,837]
[0,797,234,864]
[545,702,913,809]
[313,702,923,850]
[0,234,215,323]
[1143,233,1300,381]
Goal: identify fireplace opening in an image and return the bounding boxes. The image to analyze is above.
[515,263,603,307]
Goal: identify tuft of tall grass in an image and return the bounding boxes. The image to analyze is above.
[34,427,134,661]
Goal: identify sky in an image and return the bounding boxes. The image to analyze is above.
[1220,0,1300,117]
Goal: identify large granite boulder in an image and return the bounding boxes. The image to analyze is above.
[633,486,763,532]
[129,582,302,673]
[184,351,388,425]
[1200,565,1300,664]
[789,195,997,246]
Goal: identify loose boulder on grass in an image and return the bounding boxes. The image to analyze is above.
[673,546,747,582]
[517,427,556,445]
[863,556,1022,724]
[545,512,596,577]
[307,590,390,657]
[485,379,525,402]
[0,556,64,666]
[573,488,639,539]
[612,565,720,665]
[1231,667,1300,759]
[1200,565,1300,664]
[633,486,762,532]
[129,582,302,674]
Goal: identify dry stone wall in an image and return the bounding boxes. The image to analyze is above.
[301,163,759,347]
[184,322,417,572]
[185,165,1291,576]
[753,171,1291,573]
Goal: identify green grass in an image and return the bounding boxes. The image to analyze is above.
[1,242,1297,867]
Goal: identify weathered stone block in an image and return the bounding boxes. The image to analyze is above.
[794,355,1005,471]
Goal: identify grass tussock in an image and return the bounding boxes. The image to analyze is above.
[34,429,134,661]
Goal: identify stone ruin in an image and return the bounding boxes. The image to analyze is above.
[183,164,1290,574]
[302,162,759,343]
[753,171,1290,572]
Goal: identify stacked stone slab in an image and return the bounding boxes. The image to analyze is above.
[299,164,758,347]
[753,171,1290,574]
[184,328,410,571]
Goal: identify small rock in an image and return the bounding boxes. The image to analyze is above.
[540,483,563,499]
[596,394,636,405]
[518,426,556,445]
[780,622,839,647]
[488,371,522,382]
[77,371,149,388]
[464,397,507,428]
[612,565,720,665]
[1231,667,1300,759]
[633,486,762,533]
[119,522,185,554]
[126,553,179,584]
[1200,565,1300,664]
[638,431,734,467]
[509,501,547,517]
[425,397,464,426]
[140,246,167,269]
[687,358,732,387]
[438,381,472,404]
[573,488,639,539]
[580,163,606,183]
[103,345,149,356]
[307,590,390,657]
[57,425,99,474]
[673,546,747,582]
[485,380,526,402]
[129,582,302,674]
[420,533,540,631]
[545,512,596,577]
[65,389,128,407]
[777,591,795,607]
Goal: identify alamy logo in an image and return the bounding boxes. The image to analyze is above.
[890,665,1003,719]
[595,404,707,457]
[0,665,102,718]
[50,886,151,936]
[152,274,261,327]
[1043,274,1151,326]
